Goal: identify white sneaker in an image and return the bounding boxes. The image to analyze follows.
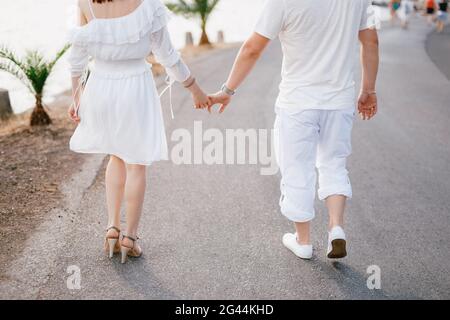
[282,233,313,260]
[327,226,347,259]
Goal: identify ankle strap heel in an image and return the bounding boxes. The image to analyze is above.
[120,235,142,264]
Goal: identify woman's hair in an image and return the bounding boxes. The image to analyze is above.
[92,0,113,3]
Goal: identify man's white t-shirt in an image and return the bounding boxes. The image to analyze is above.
[255,0,377,111]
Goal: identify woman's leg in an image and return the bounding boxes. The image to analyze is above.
[105,155,126,237]
[123,164,147,247]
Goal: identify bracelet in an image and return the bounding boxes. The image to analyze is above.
[221,84,236,96]
[362,90,377,95]
[184,77,196,88]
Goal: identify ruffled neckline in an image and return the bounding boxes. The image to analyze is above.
[68,0,170,46]
[91,0,147,22]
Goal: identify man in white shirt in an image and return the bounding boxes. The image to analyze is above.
[209,0,379,260]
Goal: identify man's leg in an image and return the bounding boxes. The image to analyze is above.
[326,195,346,231]
[275,109,319,256]
[294,221,311,245]
[316,108,354,258]
[317,108,354,222]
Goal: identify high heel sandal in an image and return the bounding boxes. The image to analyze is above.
[104,226,121,258]
[120,235,142,264]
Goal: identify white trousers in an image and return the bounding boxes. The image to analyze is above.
[274,107,355,223]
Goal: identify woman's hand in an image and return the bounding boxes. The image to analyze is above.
[190,83,212,109]
[68,94,81,123]
[69,77,83,123]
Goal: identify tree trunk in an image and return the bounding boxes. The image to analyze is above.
[30,94,52,126]
[199,25,211,46]
[0,88,13,120]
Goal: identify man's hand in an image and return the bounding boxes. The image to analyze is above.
[358,92,378,120]
[208,91,232,114]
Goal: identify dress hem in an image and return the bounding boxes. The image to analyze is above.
[70,147,168,166]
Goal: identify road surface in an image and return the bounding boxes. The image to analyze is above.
[1,16,449,300]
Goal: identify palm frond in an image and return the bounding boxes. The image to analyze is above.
[47,43,71,72]
[166,0,221,23]
[0,45,27,75]
[0,61,34,93]
[205,0,220,15]
[0,44,69,97]
[22,50,48,95]
[166,0,196,17]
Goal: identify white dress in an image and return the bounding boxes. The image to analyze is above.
[68,0,190,165]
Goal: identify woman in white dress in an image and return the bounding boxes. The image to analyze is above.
[67,0,210,263]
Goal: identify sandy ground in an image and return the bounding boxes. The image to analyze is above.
[0,95,85,278]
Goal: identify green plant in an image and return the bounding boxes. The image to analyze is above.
[0,44,70,126]
[166,0,220,46]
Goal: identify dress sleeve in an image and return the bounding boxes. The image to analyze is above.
[68,43,89,78]
[150,26,191,83]
[254,0,286,40]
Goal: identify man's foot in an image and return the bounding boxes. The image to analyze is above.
[282,233,313,260]
[327,226,347,259]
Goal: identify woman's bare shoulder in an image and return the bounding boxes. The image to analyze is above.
[77,0,90,14]
[76,0,90,24]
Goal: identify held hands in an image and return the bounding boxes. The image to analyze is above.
[358,91,378,120]
[190,84,212,109]
[186,76,233,113]
[184,77,212,109]
[190,83,233,113]
[207,91,232,114]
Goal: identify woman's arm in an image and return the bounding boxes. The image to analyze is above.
[68,3,88,123]
[151,27,211,109]
[208,32,270,113]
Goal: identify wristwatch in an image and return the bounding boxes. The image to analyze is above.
[221,84,236,96]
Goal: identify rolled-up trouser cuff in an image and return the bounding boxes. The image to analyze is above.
[280,194,315,222]
[281,208,315,223]
[318,184,352,201]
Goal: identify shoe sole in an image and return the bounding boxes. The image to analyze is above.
[327,239,347,259]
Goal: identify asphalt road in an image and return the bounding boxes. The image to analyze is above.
[426,25,450,80]
[1,16,449,300]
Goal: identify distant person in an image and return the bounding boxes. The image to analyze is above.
[436,0,449,32]
[426,0,438,25]
[390,0,402,24]
[413,0,420,13]
[400,0,415,28]
[208,0,379,260]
